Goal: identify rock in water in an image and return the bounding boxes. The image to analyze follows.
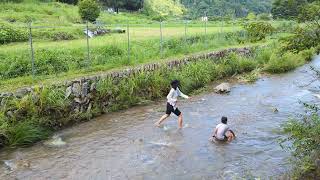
[272,107,279,113]
[214,83,231,94]
[3,159,30,171]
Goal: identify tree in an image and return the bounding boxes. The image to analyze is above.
[78,0,101,22]
[179,0,272,19]
[271,0,318,19]
[143,0,185,20]
[100,0,124,13]
[280,2,320,52]
[99,0,143,13]
[298,1,320,26]
[243,21,275,42]
[124,0,144,11]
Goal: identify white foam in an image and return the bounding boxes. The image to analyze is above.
[148,141,172,147]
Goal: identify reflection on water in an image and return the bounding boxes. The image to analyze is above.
[1,56,320,180]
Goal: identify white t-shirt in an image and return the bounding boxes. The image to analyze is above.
[215,123,229,140]
[167,87,189,107]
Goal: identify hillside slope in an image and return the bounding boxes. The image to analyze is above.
[181,0,272,18]
[0,1,153,26]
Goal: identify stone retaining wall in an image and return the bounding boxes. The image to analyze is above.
[0,47,251,113]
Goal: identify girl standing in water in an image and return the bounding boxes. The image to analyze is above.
[155,80,190,129]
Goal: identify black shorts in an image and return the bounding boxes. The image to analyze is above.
[166,103,181,116]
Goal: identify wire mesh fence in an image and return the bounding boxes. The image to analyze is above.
[0,19,285,89]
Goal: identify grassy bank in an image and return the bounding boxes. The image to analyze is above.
[0,0,296,92]
[0,31,250,92]
[0,43,315,148]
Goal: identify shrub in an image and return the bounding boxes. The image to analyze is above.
[33,28,81,41]
[254,45,274,65]
[257,13,272,21]
[179,61,215,92]
[281,103,320,178]
[243,21,275,42]
[0,22,28,44]
[78,0,100,22]
[281,25,320,53]
[264,52,304,73]
[225,31,248,44]
[35,49,70,75]
[7,121,50,147]
[221,53,257,75]
[316,45,320,55]
[299,48,316,62]
[276,21,297,33]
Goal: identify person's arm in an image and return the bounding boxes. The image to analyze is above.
[213,128,218,137]
[177,87,189,99]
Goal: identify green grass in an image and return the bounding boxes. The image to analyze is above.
[0,0,153,26]
[0,30,251,91]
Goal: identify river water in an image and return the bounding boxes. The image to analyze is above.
[1,56,320,180]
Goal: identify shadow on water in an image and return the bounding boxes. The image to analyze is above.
[1,56,320,180]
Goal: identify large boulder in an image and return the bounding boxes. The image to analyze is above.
[214,83,231,94]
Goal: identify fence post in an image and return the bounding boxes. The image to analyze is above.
[28,22,35,80]
[205,17,208,59]
[160,20,163,58]
[184,20,187,42]
[127,19,130,64]
[86,21,90,67]
[232,13,236,33]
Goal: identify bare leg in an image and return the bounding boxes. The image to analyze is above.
[155,114,169,127]
[178,114,183,129]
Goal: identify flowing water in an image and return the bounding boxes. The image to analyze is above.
[1,56,320,180]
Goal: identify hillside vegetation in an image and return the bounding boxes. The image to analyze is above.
[0,0,153,26]
[181,0,272,19]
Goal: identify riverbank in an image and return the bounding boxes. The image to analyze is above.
[0,44,315,148]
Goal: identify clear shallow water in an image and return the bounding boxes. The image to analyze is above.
[1,56,320,180]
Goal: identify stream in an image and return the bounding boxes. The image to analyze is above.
[1,56,320,180]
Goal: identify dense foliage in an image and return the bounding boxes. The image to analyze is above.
[180,0,272,19]
[143,0,185,20]
[280,1,320,52]
[271,0,318,19]
[0,21,28,44]
[99,0,143,12]
[274,1,320,178]
[78,0,100,22]
[282,102,320,178]
[243,21,275,42]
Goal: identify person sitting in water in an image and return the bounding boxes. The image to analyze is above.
[211,116,235,142]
